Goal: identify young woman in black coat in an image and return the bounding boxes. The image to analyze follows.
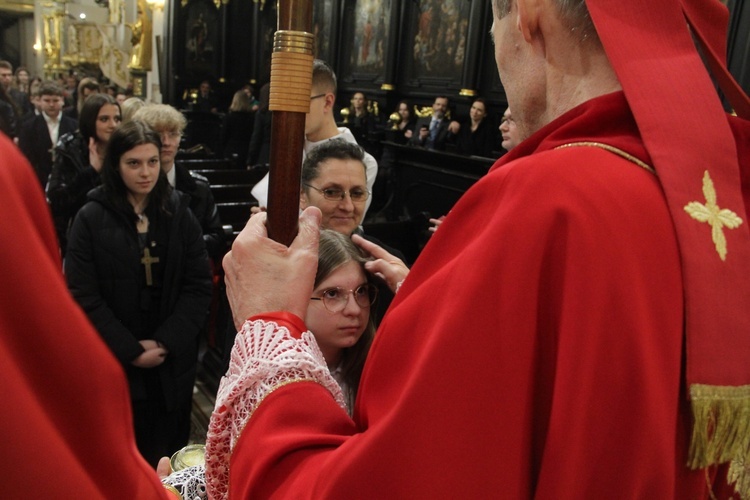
[47,93,122,255]
[64,121,213,466]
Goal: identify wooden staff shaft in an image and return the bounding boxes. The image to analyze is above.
[266,0,314,246]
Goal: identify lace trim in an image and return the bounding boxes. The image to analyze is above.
[205,319,346,500]
[162,465,206,499]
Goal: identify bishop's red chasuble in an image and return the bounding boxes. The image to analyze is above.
[222,92,749,497]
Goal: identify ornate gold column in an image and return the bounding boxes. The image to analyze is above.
[41,2,66,77]
[128,0,155,98]
[128,0,153,71]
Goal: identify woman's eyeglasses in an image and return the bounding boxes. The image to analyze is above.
[303,184,370,202]
[310,284,378,313]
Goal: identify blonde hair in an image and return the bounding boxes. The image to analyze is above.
[120,97,146,124]
[229,90,253,112]
[132,103,187,133]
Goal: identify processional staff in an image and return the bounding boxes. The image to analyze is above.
[266,0,314,245]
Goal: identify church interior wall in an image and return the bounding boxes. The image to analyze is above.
[0,0,746,117]
[171,0,513,124]
[726,0,749,99]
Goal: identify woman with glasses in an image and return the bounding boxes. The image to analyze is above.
[300,139,371,236]
[307,229,377,412]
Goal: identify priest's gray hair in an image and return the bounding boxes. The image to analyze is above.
[492,0,596,42]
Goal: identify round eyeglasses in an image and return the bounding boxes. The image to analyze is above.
[303,184,370,202]
[310,284,378,313]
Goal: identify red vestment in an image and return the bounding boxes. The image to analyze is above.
[218,92,749,497]
[0,135,168,498]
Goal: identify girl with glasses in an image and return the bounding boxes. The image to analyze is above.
[307,229,377,413]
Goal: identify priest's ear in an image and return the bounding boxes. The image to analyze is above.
[516,0,542,43]
[300,188,309,210]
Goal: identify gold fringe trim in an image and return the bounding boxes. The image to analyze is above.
[689,384,750,499]
[729,455,750,499]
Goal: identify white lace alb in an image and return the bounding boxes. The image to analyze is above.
[204,319,346,500]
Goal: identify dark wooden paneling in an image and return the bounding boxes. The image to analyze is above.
[727,0,750,96]
[372,141,496,261]
[163,0,747,125]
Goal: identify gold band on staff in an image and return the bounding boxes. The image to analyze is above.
[269,30,315,114]
[274,30,315,53]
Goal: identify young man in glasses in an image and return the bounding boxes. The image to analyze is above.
[250,59,378,218]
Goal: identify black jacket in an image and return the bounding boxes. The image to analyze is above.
[173,163,225,259]
[0,99,17,138]
[46,131,101,255]
[221,110,254,162]
[18,114,77,188]
[65,187,212,410]
[246,108,271,166]
[408,116,450,150]
[454,118,499,158]
[9,88,30,115]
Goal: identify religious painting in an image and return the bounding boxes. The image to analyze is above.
[338,0,394,83]
[312,0,337,63]
[183,0,221,76]
[405,0,470,87]
[353,0,389,72]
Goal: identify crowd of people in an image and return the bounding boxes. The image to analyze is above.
[349,91,514,158]
[0,64,134,142]
[3,0,750,495]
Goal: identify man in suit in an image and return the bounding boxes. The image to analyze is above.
[18,82,77,188]
[406,96,455,150]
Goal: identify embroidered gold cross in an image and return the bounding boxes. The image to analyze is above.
[684,170,743,261]
[141,247,160,286]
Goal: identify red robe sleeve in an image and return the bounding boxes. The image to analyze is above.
[0,135,169,498]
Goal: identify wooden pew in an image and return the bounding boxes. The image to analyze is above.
[210,184,254,204]
[216,202,256,235]
[186,165,269,239]
[371,141,496,262]
[177,158,235,171]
